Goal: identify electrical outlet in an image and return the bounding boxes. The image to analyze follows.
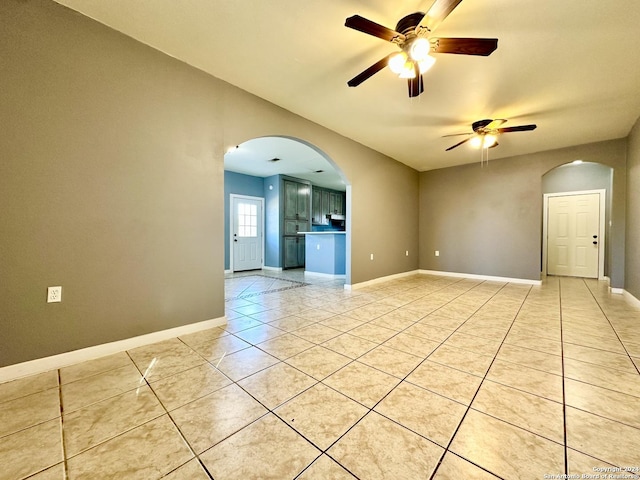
[435,250,440,257]
[47,286,62,303]
[370,253,374,260]
[316,244,320,250]
[405,250,409,256]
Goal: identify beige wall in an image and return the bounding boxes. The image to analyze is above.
[0,0,419,367]
[626,115,640,299]
[219,85,420,284]
[419,139,627,285]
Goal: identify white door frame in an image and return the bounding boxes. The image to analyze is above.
[229,194,265,272]
[542,189,606,279]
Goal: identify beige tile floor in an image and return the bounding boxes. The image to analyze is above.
[2,271,640,479]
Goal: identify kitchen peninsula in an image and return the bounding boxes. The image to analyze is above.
[298,231,346,276]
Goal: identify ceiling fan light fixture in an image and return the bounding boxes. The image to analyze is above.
[470,135,483,148]
[409,37,431,62]
[418,55,436,73]
[388,51,408,74]
[483,134,497,148]
[398,61,416,78]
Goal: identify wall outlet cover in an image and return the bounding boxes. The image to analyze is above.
[47,286,62,303]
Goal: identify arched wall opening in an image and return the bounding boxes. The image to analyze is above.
[223,135,352,284]
[541,161,614,279]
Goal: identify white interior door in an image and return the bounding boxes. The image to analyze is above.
[547,193,600,278]
[231,196,263,272]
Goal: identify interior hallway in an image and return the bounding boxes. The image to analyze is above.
[1,273,640,479]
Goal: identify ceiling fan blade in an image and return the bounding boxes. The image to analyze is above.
[498,124,537,133]
[446,136,472,151]
[485,119,507,130]
[407,64,424,97]
[431,37,498,56]
[442,132,473,137]
[347,54,394,87]
[421,0,463,32]
[489,141,499,149]
[345,15,405,43]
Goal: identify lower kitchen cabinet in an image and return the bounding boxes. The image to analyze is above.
[283,236,305,268]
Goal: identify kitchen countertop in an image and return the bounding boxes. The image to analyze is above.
[297,231,346,235]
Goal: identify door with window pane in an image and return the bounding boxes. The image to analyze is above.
[231,196,263,271]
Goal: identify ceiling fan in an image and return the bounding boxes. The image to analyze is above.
[345,0,498,97]
[445,119,537,151]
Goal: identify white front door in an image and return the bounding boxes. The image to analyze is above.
[231,196,263,272]
[547,193,600,278]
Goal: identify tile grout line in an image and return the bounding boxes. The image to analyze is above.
[60,278,489,477]
[583,279,640,377]
[57,369,70,480]
[21,273,639,479]
[426,281,532,480]
[48,277,566,477]
[292,278,512,479]
[558,277,569,476]
[281,277,482,477]
[173,329,336,478]
[126,348,217,480]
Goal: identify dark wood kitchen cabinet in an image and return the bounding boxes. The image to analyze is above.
[282,179,310,268]
[311,186,346,225]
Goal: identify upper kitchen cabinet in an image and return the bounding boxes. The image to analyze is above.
[312,188,324,225]
[330,191,344,215]
[312,186,346,225]
[284,180,309,221]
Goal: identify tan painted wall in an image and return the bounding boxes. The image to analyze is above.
[419,139,627,285]
[219,84,420,284]
[626,116,640,299]
[0,0,419,367]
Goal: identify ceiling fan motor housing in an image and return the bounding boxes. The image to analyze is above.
[395,12,426,36]
[472,119,493,132]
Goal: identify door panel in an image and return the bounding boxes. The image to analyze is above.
[284,181,298,219]
[312,188,322,224]
[232,197,263,271]
[284,220,299,236]
[547,193,599,278]
[297,185,309,220]
[284,237,301,268]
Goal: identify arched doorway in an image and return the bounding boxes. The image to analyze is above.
[541,161,613,279]
[223,135,351,285]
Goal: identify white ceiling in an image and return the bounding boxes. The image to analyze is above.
[225,137,346,191]
[55,0,640,173]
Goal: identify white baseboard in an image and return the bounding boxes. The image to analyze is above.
[304,271,346,279]
[610,287,624,294]
[622,289,640,308]
[0,316,227,384]
[419,269,542,286]
[345,269,420,290]
[262,266,283,272]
